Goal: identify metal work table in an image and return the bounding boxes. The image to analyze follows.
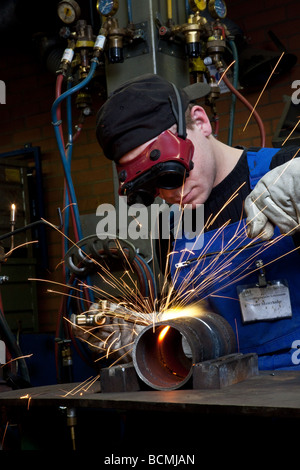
[1,370,300,417]
[1,371,300,451]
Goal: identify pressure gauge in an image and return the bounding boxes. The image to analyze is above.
[96,0,119,17]
[188,0,207,12]
[208,0,227,19]
[57,0,81,24]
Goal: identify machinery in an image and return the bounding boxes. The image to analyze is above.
[0,0,295,391]
[50,0,256,256]
[48,0,272,387]
[71,299,258,392]
[1,0,299,453]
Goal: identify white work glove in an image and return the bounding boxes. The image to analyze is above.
[244,158,300,240]
[72,303,148,364]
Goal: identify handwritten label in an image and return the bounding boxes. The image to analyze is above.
[238,282,292,323]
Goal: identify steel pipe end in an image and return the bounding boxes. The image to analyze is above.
[132,321,199,391]
[132,314,236,391]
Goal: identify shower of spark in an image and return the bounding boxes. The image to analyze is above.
[17,57,300,384]
[37,154,300,366]
[35,182,300,370]
[3,63,299,449]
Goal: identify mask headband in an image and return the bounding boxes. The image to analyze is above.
[169,82,187,140]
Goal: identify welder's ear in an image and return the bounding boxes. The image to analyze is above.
[189,105,212,136]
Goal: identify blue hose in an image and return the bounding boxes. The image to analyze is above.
[52,60,98,115]
[227,40,239,146]
[185,0,191,19]
[52,60,98,303]
[51,59,98,242]
[135,253,157,299]
[127,0,133,23]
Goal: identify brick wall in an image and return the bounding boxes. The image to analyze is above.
[0,44,109,332]
[0,0,300,332]
[219,0,300,148]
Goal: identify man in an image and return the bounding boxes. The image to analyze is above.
[94,73,300,370]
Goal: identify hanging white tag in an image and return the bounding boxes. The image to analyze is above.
[237,281,292,323]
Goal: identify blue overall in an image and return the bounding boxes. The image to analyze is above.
[170,148,300,370]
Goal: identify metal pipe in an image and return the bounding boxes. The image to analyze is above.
[132,312,236,391]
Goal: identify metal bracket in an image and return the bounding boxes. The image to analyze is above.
[100,363,141,393]
[256,259,267,287]
[123,22,149,60]
[193,353,259,389]
[99,353,259,393]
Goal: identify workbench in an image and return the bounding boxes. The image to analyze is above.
[1,370,300,417]
[0,370,299,452]
[0,371,300,453]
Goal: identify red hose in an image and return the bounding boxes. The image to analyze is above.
[73,123,83,142]
[55,74,65,147]
[222,74,266,147]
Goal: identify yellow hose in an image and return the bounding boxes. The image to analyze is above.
[167,0,173,20]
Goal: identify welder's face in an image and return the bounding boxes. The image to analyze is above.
[119,134,214,208]
[117,127,195,206]
[118,107,216,208]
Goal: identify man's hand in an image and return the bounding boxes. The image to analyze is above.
[72,303,148,363]
[245,158,300,240]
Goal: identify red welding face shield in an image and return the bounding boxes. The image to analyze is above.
[116,130,195,206]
